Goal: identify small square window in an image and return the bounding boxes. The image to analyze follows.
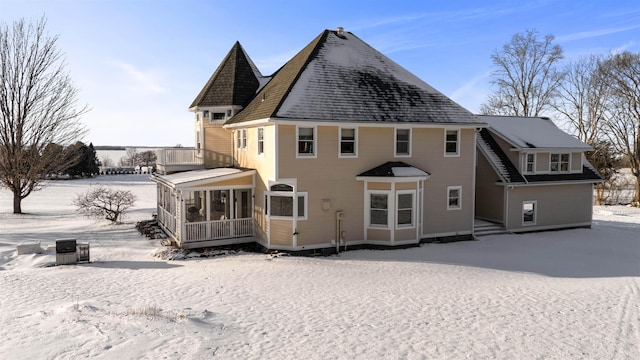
[550,153,569,172]
[203,110,210,118]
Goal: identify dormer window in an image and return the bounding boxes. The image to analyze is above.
[203,110,210,118]
[212,112,225,120]
[524,153,535,173]
[550,153,569,172]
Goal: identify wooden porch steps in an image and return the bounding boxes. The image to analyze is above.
[474,219,511,238]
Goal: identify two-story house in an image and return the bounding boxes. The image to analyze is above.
[475,115,602,233]
[151,28,601,252]
[152,28,485,252]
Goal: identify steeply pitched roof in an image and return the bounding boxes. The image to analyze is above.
[479,115,591,150]
[477,129,525,184]
[357,161,430,178]
[227,29,481,125]
[190,42,265,109]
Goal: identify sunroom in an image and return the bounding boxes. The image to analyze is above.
[151,168,256,249]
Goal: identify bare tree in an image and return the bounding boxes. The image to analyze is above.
[480,29,564,117]
[73,185,137,223]
[556,55,610,145]
[123,147,138,166]
[0,17,88,213]
[599,51,640,205]
[138,150,157,166]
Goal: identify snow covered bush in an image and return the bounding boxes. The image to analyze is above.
[73,185,137,223]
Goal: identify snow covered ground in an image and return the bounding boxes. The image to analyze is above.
[1,175,639,359]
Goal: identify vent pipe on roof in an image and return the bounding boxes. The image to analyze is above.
[336,27,344,36]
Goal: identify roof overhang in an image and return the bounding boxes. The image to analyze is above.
[151,168,256,189]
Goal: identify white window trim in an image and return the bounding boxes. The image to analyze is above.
[366,190,392,229]
[296,125,317,158]
[444,129,460,157]
[394,128,411,157]
[447,186,462,211]
[396,189,416,229]
[522,200,537,226]
[236,129,247,150]
[549,153,570,173]
[265,180,307,220]
[524,153,536,174]
[241,129,247,150]
[257,127,265,156]
[338,126,358,158]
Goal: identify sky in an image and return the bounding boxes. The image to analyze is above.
[1,0,639,147]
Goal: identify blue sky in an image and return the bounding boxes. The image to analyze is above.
[1,0,639,147]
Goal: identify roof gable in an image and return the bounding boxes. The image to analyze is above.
[480,115,591,150]
[227,29,481,125]
[190,42,264,109]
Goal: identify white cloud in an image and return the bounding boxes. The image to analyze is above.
[111,61,166,94]
[557,24,640,43]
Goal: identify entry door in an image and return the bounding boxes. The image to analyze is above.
[235,189,251,219]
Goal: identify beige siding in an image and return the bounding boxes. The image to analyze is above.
[506,183,593,231]
[233,125,277,245]
[572,152,582,171]
[269,219,293,246]
[395,228,417,242]
[415,128,475,236]
[367,228,391,242]
[193,175,254,188]
[475,150,505,223]
[536,153,550,172]
[277,125,475,245]
[203,124,234,168]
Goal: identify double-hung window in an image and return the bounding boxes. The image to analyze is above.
[396,191,415,228]
[447,186,462,210]
[525,153,535,173]
[550,153,569,172]
[257,127,264,155]
[236,129,247,150]
[445,129,459,156]
[297,126,315,157]
[339,128,357,157]
[369,193,389,227]
[395,129,410,156]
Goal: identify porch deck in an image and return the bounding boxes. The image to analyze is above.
[155,148,204,174]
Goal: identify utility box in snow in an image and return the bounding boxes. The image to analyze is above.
[55,239,89,265]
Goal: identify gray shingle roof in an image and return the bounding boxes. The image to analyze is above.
[227,29,481,125]
[190,42,265,109]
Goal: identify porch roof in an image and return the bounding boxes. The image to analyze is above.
[356,161,430,181]
[152,168,255,188]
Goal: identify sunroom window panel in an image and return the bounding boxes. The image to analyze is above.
[397,193,413,226]
[370,194,388,226]
[271,196,293,217]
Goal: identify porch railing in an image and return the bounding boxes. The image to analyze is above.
[184,218,254,242]
[156,148,203,166]
[157,206,176,234]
